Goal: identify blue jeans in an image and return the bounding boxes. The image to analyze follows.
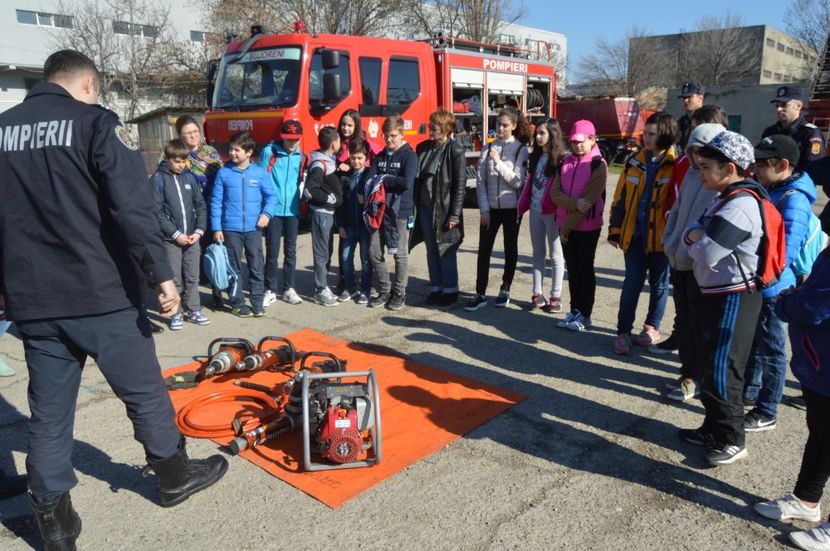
[0,320,10,337]
[616,234,670,334]
[264,215,299,293]
[418,204,459,293]
[743,298,788,418]
[224,230,264,308]
[340,225,372,294]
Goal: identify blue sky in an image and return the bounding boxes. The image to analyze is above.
[521,0,789,74]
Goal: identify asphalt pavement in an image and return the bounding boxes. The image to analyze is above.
[0,171,825,550]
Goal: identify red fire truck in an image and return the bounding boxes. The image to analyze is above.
[204,27,557,187]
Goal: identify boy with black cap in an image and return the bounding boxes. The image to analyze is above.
[258,116,307,307]
[677,81,704,149]
[679,130,764,466]
[762,86,825,172]
[743,135,817,432]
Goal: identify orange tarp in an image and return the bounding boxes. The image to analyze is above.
[163,328,526,508]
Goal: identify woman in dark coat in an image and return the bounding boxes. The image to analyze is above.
[410,109,467,306]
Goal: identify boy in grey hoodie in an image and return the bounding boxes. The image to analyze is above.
[661,122,725,401]
[679,130,764,467]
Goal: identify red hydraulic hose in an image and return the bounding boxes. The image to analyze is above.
[177,389,281,439]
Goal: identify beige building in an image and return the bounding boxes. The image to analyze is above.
[629,25,817,88]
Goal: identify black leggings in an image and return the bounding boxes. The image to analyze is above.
[561,229,600,317]
[795,388,830,504]
[476,208,520,295]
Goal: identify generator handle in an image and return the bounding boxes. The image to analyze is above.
[207,337,254,358]
[298,351,344,373]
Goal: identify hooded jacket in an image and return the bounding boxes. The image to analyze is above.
[549,144,608,236]
[684,179,765,295]
[257,141,305,217]
[662,123,724,271]
[374,142,417,218]
[210,162,276,233]
[476,136,528,211]
[151,160,207,242]
[763,170,817,298]
[775,250,830,397]
[304,150,343,213]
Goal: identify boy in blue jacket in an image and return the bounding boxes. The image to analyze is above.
[743,135,816,432]
[210,132,276,317]
[152,139,208,329]
[753,248,830,550]
[258,118,306,307]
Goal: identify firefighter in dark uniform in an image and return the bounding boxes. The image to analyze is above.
[676,81,704,149]
[0,50,227,550]
[762,85,826,173]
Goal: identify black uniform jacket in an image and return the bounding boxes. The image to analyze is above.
[762,115,826,172]
[0,82,173,321]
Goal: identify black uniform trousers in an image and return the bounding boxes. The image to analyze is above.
[16,307,181,502]
[671,269,704,380]
[699,291,762,448]
[795,388,830,504]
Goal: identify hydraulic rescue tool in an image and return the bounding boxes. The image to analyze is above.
[203,338,255,378]
[239,336,300,373]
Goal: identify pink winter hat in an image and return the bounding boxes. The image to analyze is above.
[569,120,596,141]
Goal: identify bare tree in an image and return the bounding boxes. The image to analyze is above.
[51,0,176,119]
[577,26,669,96]
[784,0,830,56]
[677,12,762,86]
[201,0,404,37]
[399,0,526,43]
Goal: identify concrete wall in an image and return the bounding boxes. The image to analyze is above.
[760,27,816,85]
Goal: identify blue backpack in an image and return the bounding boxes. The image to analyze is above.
[202,243,238,296]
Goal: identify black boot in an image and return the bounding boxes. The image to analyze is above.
[28,492,82,551]
[146,438,228,508]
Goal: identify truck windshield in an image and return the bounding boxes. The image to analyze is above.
[213,46,302,109]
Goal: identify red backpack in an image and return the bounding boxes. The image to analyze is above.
[363,174,387,231]
[717,186,786,290]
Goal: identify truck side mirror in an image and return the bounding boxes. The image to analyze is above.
[322,49,340,70]
[323,73,342,103]
[205,59,218,108]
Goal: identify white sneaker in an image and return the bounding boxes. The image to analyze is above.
[282,287,303,305]
[263,289,277,307]
[754,493,822,522]
[789,523,830,551]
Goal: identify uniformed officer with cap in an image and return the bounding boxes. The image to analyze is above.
[677,81,704,149]
[0,50,227,550]
[762,85,826,172]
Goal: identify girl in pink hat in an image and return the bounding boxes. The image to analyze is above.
[550,119,608,331]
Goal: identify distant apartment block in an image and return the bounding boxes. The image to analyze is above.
[629,25,817,88]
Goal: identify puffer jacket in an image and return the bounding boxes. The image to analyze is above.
[763,171,817,297]
[257,141,305,217]
[609,147,677,252]
[550,145,607,234]
[775,250,830,397]
[476,136,528,211]
[210,162,276,232]
[151,161,207,242]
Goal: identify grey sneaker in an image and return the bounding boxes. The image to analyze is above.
[314,288,339,307]
[705,443,747,466]
[464,294,487,311]
[338,290,358,302]
[368,292,390,308]
[789,523,830,551]
[754,493,822,522]
[355,292,369,305]
[386,293,405,311]
[744,409,777,432]
[282,287,303,305]
[667,379,699,402]
[494,288,510,307]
